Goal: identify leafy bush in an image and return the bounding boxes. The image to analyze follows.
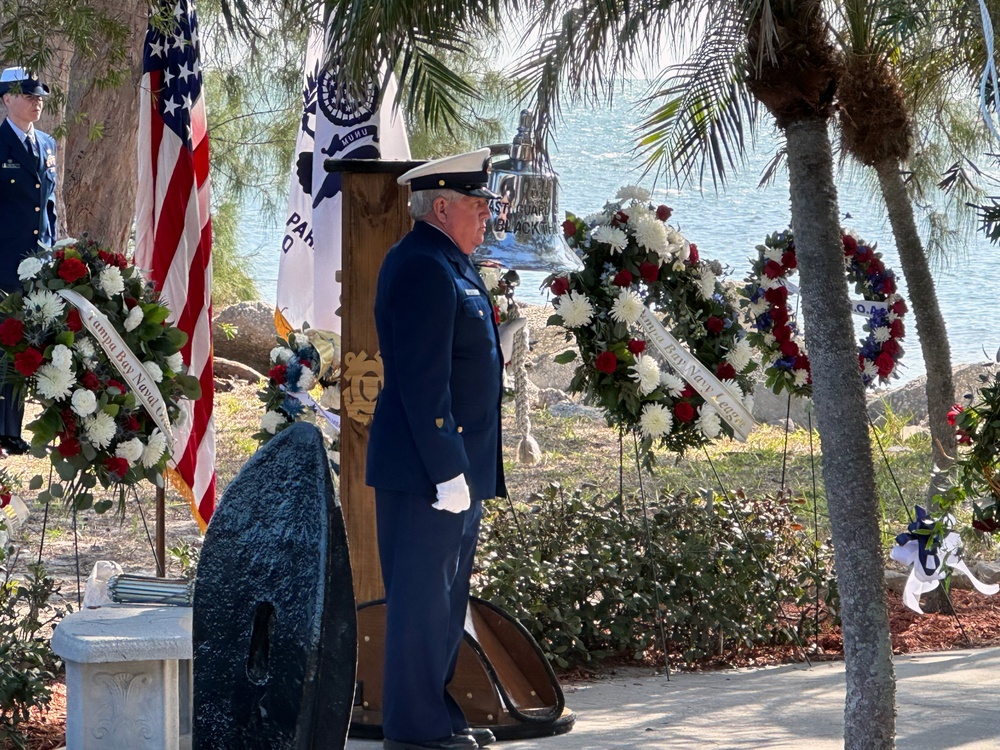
[476,483,837,668]
[0,539,66,749]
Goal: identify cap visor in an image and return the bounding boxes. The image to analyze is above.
[457,186,500,199]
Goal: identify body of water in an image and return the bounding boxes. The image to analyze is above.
[242,90,1000,387]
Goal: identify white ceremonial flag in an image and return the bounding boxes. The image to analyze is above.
[276,24,411,337]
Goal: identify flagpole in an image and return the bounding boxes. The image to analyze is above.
[155,483,166,577]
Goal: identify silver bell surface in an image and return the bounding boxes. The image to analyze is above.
[473,111,583,274]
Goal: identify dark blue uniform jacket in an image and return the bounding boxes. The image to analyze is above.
[0,119,57,289]
[366,220,507,501]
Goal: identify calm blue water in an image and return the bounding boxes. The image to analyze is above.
[242,89,1000,386]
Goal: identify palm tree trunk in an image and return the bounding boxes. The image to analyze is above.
[874,159,956,473]
[785,118,896,749]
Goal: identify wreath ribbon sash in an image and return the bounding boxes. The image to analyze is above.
[283,387,341,431]
[57,289,173,442]
[851,299,888,317]
[639,308,754,441]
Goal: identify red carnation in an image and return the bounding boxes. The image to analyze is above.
[688,243,699,264]
[868,258,885,275]
[627,339,646,355]
[881,339,901,357]
[770,306,789,326]
[58,257,88,284]
[794,354,811,373]
[58,437,81,458]
[763,260,784,279]
[681,385,696,398]
[780,341,800,358]
[947,404,964,427]
[764,286,788,306]
[53,250,65,261]
[106,379,126,395]
[875,352,896,378]
[99,250,128,269]
[773,325,792,343]
[842,235,858,256]
[550,276,570,296]
[104,456,130,480]
[81,371,100,390]
[613,270,633,287]
[0,318,24,346]
[715,362,736,381]
[66,307,83,332]
[882,277,896,294]
[705,316,725,334]
[889,319,905,338]
[125,414,140,432]
[595,351,618,374]
[781,250,797,270]
[562,219,577,238]
[614,211,629,225]
[656,204,673,222]
[124,296,139,310]
[0,493,9,508]
[14,347,43,376]
[268,365,288,385]
[60,410,78,437]
[891,299,908,315]
[674,401,696,423]
[639,261,660,282]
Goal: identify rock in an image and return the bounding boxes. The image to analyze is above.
[215,356,266,384]
[972,560,1000,585]
[751,383,814,429]
[868,362,999,425]
[536,388,570,408]
[548,402,604,421]
[214,300,280,375]
[884,569,908,595]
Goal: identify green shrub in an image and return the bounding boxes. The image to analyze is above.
[0,540,66,749]
[476,483,837,668]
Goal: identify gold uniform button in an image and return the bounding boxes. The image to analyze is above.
[35,183,40,188]
[35,207,40,212]
[33,230,38,235]
[478,310,484,317]
[438,179,445,186]
[457,426,463,433]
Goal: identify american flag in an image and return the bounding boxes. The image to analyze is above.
[134,0,216,531]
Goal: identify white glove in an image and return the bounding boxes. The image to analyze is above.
[497,317,527,365]
[433,474,471,513]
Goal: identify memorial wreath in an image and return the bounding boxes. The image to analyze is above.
[0,238,201,513]
[548,186,757,459]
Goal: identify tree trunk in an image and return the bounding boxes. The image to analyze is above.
[874,159,956,475]
[61,0,148,250]
[785,118,896,749]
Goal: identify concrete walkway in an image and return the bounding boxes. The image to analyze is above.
[347,648,1000,749]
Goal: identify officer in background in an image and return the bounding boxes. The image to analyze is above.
[0,67,57,454]
[366,149,506,750]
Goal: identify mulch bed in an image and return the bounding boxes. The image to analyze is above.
[14,589,1000,748]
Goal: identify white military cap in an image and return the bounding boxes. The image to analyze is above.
[398,147,499,198]
[0,67,50,97]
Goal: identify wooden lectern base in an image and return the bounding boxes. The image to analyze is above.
[350,597,576,741]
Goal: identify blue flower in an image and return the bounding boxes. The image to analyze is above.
[284,359,304,391]
[281,396,305,418]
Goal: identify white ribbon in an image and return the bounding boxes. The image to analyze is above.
[638,307,754,441]
[284,388,341,431]
[850,299,888,318]
[57,289,173,442]
[890,528,999,614]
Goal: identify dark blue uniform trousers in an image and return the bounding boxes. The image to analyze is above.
[375,488,482,743]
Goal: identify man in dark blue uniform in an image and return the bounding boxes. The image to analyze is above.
[0,67,57,454]
[366,148,506,750]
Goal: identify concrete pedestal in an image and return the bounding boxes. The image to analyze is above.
[51,605,192,750]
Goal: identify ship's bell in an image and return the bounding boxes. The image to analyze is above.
[472,111,583,273]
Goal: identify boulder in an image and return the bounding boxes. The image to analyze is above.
[751,384,813,429]
[213,301,279,375]
[868,361,998,425]
[214,356,265,384]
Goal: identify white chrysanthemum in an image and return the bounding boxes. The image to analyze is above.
[749,298,769,318]
[17,257,43,281]
[166,351,184,372]
[660,371,685,398]
[640,402,674,439]
[697,405,722,439]
[630,354,661,396]
[794,368,811,387]
[591,225,628,253]
[70,388,97,417]
[763,244,784,262]
[632,216,668,253]
[35,364,75,400]
[887,312,899,323]
[124,305,144,332]
[85,411,117,449]
[479,266,502,291]
[270,346,295,364]
[142,361,163,383]
[74,337,96,360]
[115,437,144,466]
[142,429,168,468]
[297,367,316,391]
[874,326,891,343]
[555,291,594,328]
[583,212,607,226]
[698,269,716,300]
[497,296,509,314]
[50,344,73,372]
[97,266,125,296]
[616,185,651,202]
[24,289,65,324]
[261,410,287,435]
[611,288,645,326]
[725,338,753,372]
[763,333,776,346]
[291,332,310,349]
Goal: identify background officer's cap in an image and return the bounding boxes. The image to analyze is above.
[0,67,50,98]
[398,148,499,198]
